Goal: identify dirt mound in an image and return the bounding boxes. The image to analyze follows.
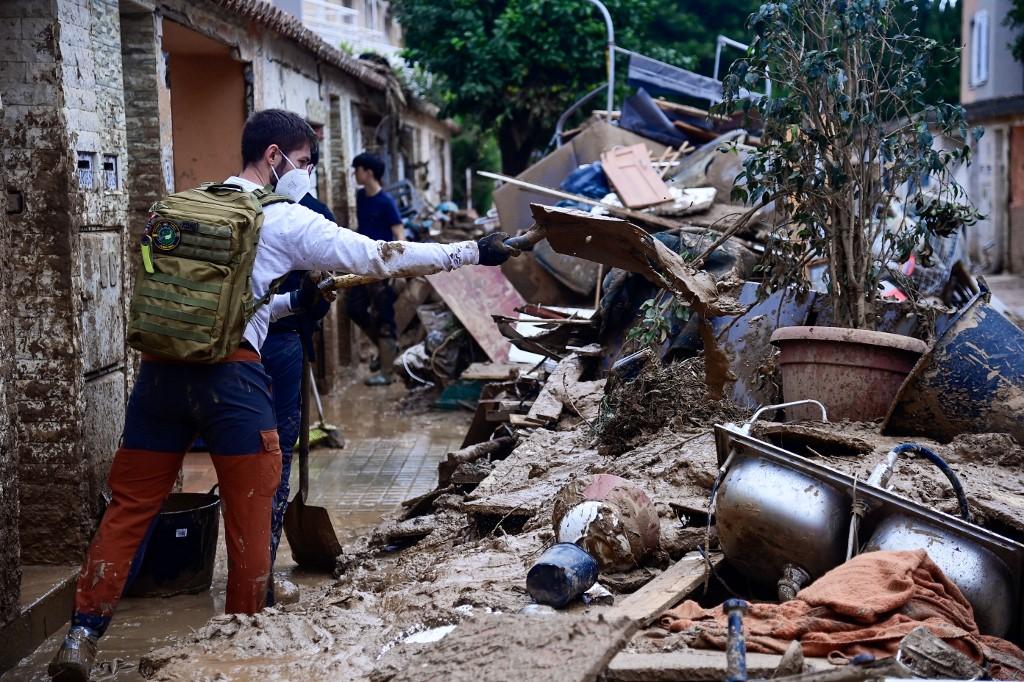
[597,356,749,456]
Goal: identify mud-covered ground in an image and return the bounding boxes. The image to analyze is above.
[140,363,1024,681]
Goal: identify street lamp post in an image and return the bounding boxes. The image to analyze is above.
[585,0,615,120]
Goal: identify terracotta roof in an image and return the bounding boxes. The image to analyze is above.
[210,0,388,90]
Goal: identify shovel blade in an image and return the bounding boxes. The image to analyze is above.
[283,496,343,571]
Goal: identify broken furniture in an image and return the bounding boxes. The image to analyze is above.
[712,410,1023,637]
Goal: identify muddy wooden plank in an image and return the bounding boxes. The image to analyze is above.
[601,143,672,208]
[527,355,583,424]
[461,362,523,381]
[427,265,527,363]
[609,551,720,626]
[390,614,637,682]
[606,651,835,681]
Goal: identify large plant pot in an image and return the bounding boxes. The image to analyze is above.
[770,326,928,421]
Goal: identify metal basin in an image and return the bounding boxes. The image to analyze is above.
[866,513,1016,637]
[716,455,849,584]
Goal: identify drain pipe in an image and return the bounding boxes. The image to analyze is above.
[847,442,972,560]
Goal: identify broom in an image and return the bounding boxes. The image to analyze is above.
[306,366,344,449]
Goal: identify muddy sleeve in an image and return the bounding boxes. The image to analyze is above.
[276,203,479,276]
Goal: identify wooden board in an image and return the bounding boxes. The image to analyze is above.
[601,144,673,209]
[427,265,527,363]
[460,362,523,381]
[608,551,720,626]
[526,355,583,424]
[389,614,637,682]
[605,651,835,681]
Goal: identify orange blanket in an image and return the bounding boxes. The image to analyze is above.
[659,550,1024,679]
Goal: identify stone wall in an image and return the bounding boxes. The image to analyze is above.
[0,0,129,565]
[0,142,21,624]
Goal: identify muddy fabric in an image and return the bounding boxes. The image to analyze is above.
[659,550,1024,679]
[72,358,282,635]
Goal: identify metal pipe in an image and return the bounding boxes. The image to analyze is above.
[585,0,615,119]
[723,599,749,682]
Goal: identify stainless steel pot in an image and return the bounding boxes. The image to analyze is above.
[716,455,849,585]
[866,513,1016,637]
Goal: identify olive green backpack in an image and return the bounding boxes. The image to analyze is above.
[127,182,291,362]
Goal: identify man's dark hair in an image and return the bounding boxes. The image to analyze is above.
[241,109,317,166]
[352,152,386,181]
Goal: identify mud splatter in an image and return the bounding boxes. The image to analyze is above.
[377,241,407,261]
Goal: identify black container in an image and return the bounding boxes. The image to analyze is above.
[124,489,220,598]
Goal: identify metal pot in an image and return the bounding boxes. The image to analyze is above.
[865,513,1016,637]
[716,454,849,585]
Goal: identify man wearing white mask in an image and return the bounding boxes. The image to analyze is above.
[48,109,516,682]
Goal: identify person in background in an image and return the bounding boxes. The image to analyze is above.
[347,152,404,386]
[261,139,335,604]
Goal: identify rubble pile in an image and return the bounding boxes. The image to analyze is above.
[142,109,1024,681]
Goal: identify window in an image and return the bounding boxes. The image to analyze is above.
[970,10,990,88]
[102,154,118,190]
[77,152,96,189]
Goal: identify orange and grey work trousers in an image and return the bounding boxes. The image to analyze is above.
[72,349,282,636]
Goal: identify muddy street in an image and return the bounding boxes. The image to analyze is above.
[3,380,469,681]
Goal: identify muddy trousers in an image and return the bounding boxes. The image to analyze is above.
[261,330,303,576]
[71,355,282,636]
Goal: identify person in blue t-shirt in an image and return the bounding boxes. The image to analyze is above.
[347,152,404,386]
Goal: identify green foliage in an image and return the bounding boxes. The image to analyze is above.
[718,0,981,329]
[1007,0,1024,62]
[451,123,501,212]
[626,296,690,347]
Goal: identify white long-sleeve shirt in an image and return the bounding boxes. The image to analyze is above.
[224,176,479,351]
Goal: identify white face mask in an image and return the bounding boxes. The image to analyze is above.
[271,151,310,202]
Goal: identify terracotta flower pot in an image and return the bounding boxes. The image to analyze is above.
[770,326,928,422]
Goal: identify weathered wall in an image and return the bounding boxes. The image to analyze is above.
[120,9,175,230]
[1,0,129,565]
[169,54,245,187]
[961,0,1024,106]
[0,125,21,623]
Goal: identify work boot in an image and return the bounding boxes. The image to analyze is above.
[364,338,397,386]
[274,576,301,605]
[48,626,99,681]
[364,372,393,386]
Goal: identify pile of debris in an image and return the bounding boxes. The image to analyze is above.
[141,107,1024,681]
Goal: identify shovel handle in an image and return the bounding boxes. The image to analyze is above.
[297,358,311,502]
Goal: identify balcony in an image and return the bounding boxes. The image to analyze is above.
[301,0,402,58]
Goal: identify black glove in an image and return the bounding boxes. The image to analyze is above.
[477,232,514,266]
[289,272,320,312]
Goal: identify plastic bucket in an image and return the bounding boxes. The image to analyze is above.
[124,488,220,598]
[526,542,599,608]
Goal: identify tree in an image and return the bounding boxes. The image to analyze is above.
[392,0,654,174]
[719,0,979,329]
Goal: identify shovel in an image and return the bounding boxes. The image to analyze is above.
[283,356,343,570]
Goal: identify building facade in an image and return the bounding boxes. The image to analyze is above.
[961,0,1024,273]
[0,0,451,663]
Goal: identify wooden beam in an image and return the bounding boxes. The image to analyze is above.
[608,551,720,627]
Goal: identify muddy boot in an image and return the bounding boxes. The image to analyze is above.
[365,339,397,386]
[274,576,300,605]
[48,626,99,681]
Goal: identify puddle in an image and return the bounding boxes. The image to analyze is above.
[3,379,470,681]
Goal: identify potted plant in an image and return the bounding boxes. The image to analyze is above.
[716,0,982,420]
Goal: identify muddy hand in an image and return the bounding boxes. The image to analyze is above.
[503,225,546,252]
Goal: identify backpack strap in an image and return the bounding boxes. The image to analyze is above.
[252,186,294,207]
